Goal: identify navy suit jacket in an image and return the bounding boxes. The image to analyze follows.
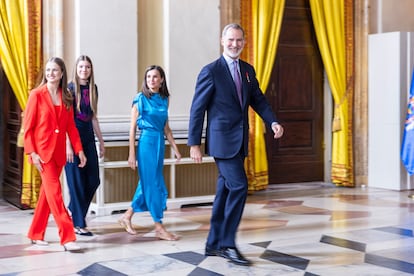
[188,56,277,159]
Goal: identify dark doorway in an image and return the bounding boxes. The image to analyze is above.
[1,65,25,208]
[265,0,325,184]
[0,65,3,198]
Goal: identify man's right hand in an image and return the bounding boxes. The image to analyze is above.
[190,145,203,163]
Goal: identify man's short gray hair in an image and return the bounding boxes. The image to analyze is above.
[222,23,245,38]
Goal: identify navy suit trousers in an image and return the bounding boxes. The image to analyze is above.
[206,151,248,249]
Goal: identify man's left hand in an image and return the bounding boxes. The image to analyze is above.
[272,123,284,139]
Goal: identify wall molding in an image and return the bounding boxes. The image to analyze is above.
[99,115,191,141]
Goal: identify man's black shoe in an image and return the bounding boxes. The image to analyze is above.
[205,247,222,256]
[220,247,252,266]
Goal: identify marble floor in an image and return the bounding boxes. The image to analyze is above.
[1,182,414,275]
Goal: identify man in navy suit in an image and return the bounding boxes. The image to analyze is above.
[188,23,284,266]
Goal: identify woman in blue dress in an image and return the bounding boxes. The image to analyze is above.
[65,55,104,236]
[118,65,181,241]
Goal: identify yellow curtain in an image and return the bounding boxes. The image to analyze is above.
[309,0,354,186]
[241,0,285,192]
[0,0,42,208]
[0,1,28,108]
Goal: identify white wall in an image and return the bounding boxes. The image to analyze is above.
[368,32,414,190]
[66,0,220,139]
[163,0,220,137]
[73,0,138,139]
[369,0,414,34]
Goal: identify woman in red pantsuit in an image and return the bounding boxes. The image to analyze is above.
[24,57,87,252]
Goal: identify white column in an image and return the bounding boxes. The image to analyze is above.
[43,0,64,59]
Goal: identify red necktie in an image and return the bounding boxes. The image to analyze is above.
[233,60,242,106]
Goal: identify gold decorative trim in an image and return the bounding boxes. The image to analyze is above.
[345,0,355,186]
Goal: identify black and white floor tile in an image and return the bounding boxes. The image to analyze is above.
[1,182,414,275]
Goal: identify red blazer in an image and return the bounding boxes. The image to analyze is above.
[24,84,83,166]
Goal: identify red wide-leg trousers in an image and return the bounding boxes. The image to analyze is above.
[27,160,76,245]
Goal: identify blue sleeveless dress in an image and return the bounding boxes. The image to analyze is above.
[130,92,168,223]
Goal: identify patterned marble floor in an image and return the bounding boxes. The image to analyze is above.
[1,182,414,275]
